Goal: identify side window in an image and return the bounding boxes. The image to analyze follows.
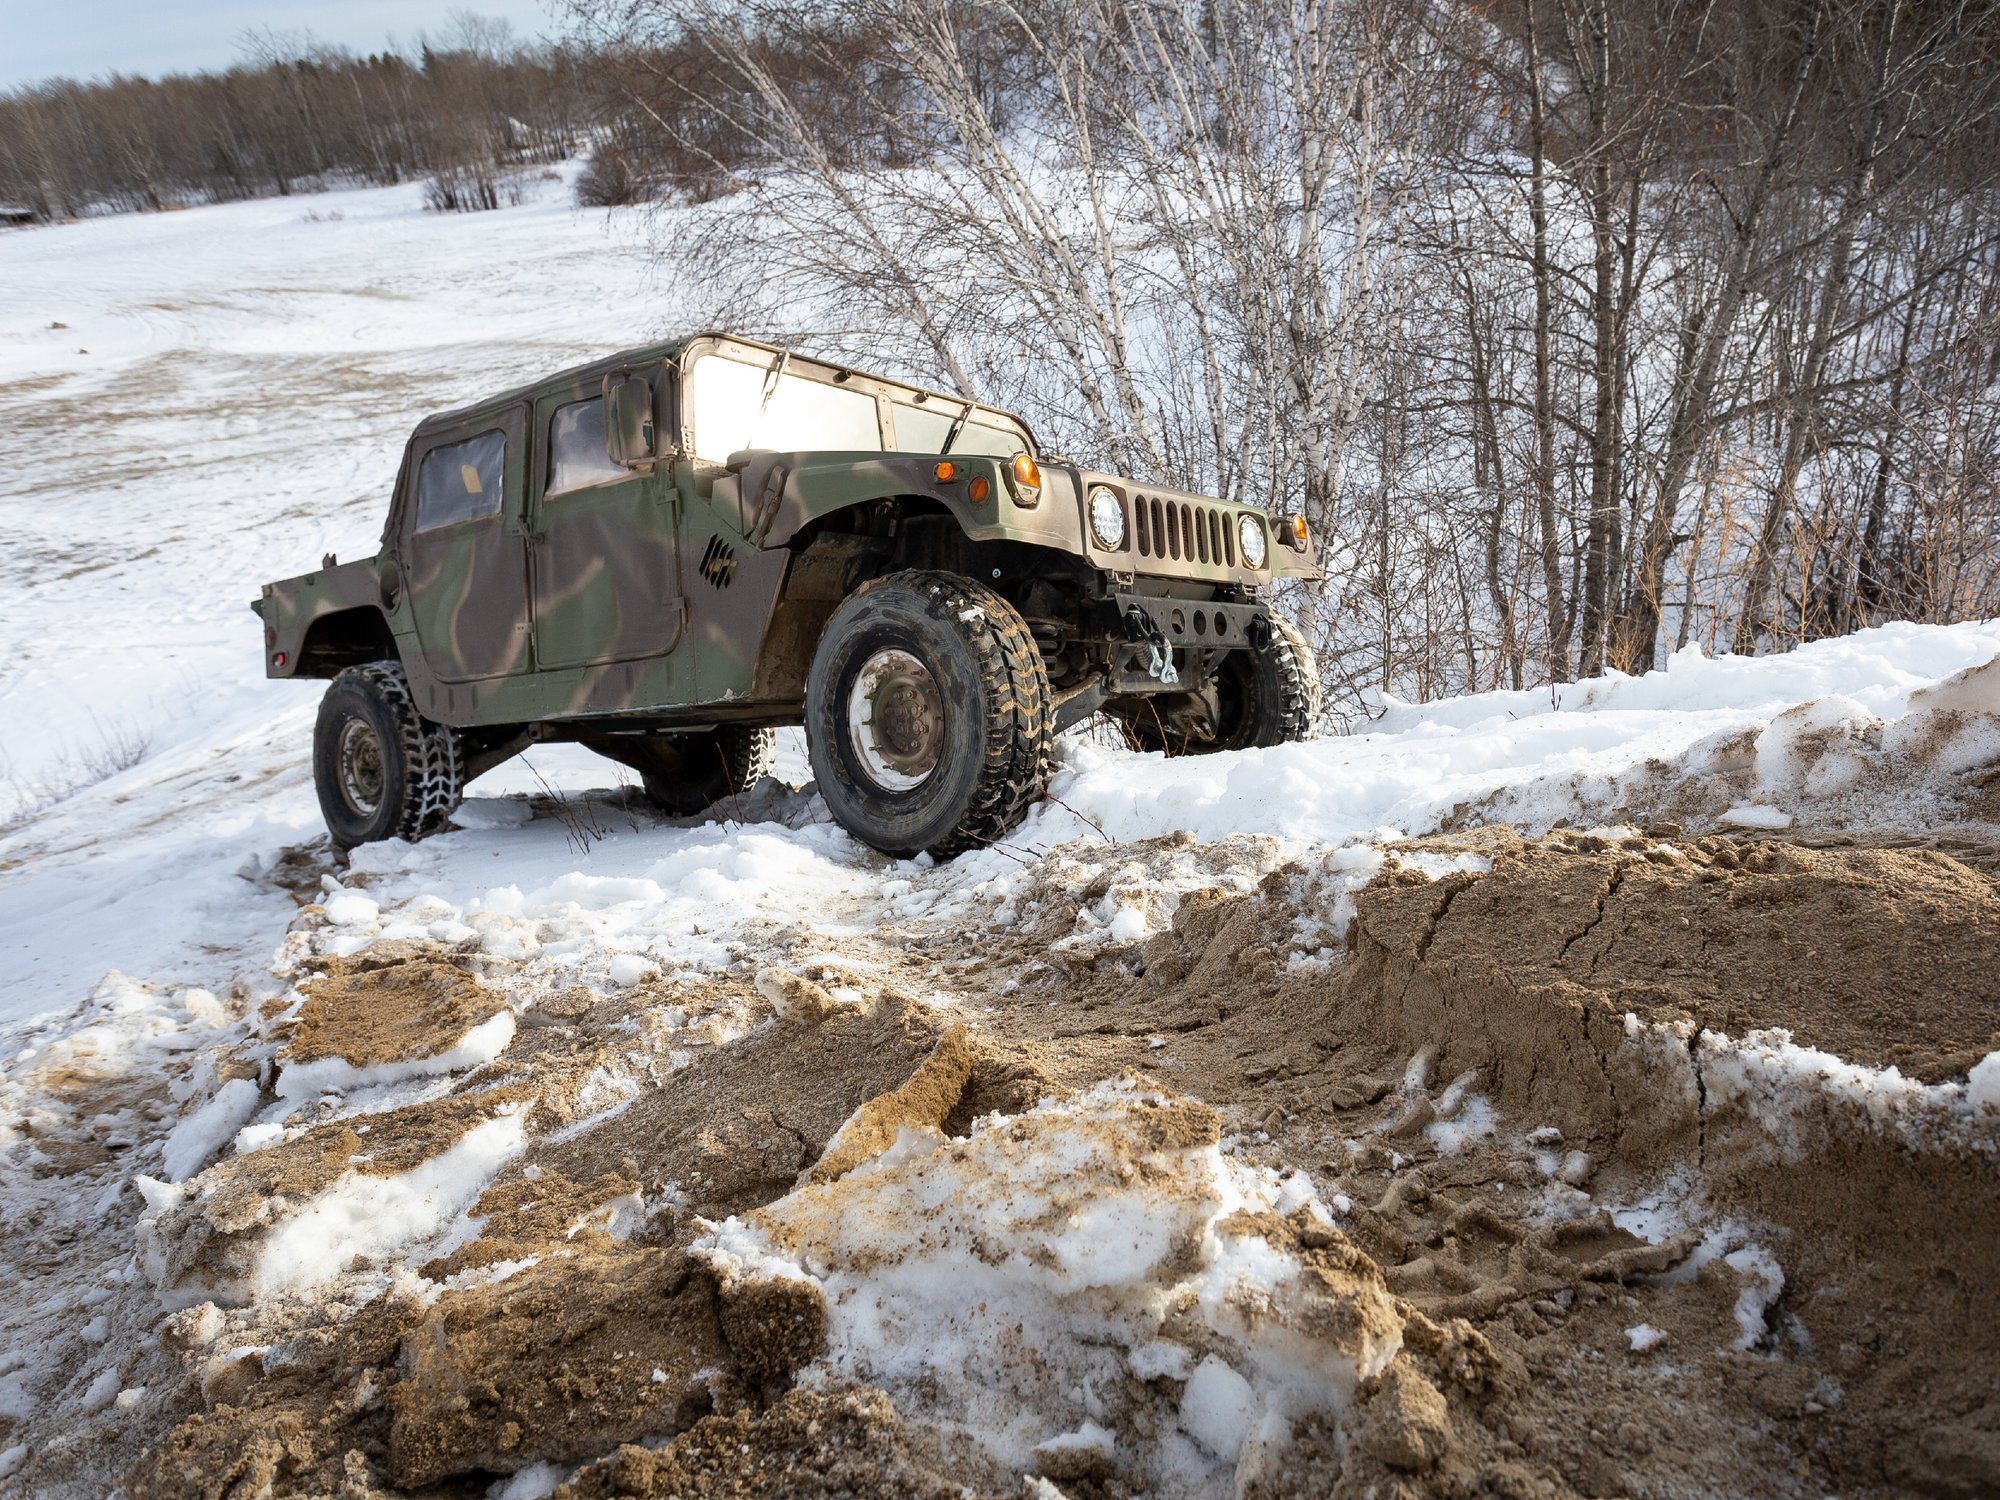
[415,429,506,532]
[546,397,629,497]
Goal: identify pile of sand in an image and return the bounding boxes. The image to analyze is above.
[15,828,2000,1499]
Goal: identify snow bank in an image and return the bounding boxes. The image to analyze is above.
[975,623,2000,868]
[696,1080,1401,1491]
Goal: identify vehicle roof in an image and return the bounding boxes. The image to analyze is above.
[415,334,696,433]
[412,330,1036,446]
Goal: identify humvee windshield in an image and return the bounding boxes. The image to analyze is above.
[686,349,1030,464]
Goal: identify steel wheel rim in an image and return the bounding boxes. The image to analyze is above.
[337,717,386,815]
[846,647,944,791]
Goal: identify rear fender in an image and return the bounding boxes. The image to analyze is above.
[254,560,392,679]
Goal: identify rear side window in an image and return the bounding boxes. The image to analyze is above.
[546,397,628,496]
[415,429,506,532]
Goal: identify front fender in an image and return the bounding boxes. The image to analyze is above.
[740,452,1086,554]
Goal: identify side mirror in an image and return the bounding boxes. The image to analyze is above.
[603,374,657,469]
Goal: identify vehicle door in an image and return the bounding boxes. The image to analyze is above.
[398,406,533,681]
[527,374,685,671]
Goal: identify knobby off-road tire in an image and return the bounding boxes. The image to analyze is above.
[1114,611,1322,754]
[313,661,464,851]
[640,726,777,816]
[805,570,1053,860]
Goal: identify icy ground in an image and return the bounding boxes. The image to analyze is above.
[4,173,2000,1498]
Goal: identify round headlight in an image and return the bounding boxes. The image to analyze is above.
[1238,514,1268,569]
[1088,486,1127,549]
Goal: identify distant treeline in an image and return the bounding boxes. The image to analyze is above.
[0,17,592,218]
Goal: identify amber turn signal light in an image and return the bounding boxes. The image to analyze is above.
[968,476,991,503]
[1008,452,1042,507]
[934,460,957,482]
[1284,514,1309,548]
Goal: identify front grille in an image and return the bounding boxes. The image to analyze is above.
[1133,496,1235,567]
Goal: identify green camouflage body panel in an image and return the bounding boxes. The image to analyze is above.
[255,331,1322,730]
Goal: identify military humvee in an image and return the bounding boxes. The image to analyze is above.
[256,332,1322,858]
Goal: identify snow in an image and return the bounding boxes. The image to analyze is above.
[1696,1026,1997,1152]
[487,1462,569,1500]
[1970,1054,2000,1114]
[160,1077,262,1182]
[1719,804,1794,831]
[693,1079,1395,1493]
[1425,1095,1497,1155]
[321,889,381,927]
[1723,1246,1786,1352]
[3,172,2000,1490]
[1180,1357,1257,1461]
[4,175,2000,1067]
[1624,1324,1668,1353]
[244,1108,527,1298]
[77,1368,120,1414]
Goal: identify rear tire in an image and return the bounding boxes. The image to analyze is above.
[1112,612,1320,754]
[639,726,776,816]
[805,570,1052,859]
[313,661,463,851]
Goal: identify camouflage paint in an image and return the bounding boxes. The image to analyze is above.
[256,330,1323,732]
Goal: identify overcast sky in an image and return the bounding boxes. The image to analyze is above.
[1,1,564,90]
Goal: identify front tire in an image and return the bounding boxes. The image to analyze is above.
[1113,612,1321,754]
[313,661,463,851]
[805,571,1052,859]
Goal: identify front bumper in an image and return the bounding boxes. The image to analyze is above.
[1115,592,1269,652]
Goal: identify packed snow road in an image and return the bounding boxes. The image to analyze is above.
[4,178,2000,1499]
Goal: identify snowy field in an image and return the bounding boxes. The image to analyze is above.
[4,171,2000,1499]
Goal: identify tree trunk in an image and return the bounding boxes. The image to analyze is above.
[1524,0,1571,681]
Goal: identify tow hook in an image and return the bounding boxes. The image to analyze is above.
[1122,603,1180,687]
[1248,615,1273,652]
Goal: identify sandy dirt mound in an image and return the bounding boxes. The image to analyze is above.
[1359,826,1998,1080]
[553,1386,1019,1499]
[16,822,2000,1499]
[284,955,508,1071]
[114,963,1055,1498]
[388,1248,816,1486]
[1087,831,2000,1498]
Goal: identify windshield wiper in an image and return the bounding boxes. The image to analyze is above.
[938,399,975,456]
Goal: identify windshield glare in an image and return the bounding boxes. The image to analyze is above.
[686,351,1030,462]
